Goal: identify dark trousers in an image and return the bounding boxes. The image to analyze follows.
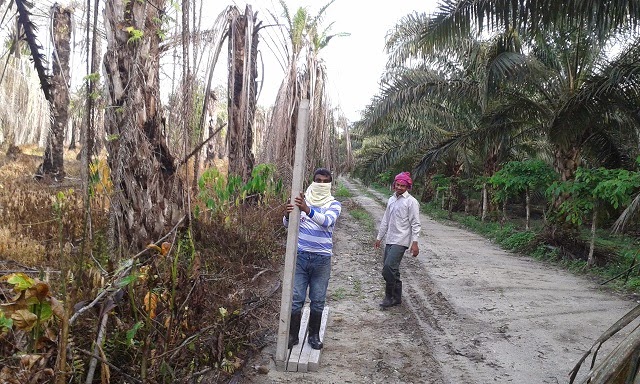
[382,244,407,283]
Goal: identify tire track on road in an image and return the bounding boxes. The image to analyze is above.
[340,176,639,384]
[341,177,507,384]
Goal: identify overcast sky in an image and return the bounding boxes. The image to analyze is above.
[216,0,439,122]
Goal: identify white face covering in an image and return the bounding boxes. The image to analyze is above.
[305,182,334,207]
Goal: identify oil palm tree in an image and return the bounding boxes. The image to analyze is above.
[414,1,640,181]
[103,0,185,256]
[361,7,640,214]
[357,22,536,217]
[369,2,640,381]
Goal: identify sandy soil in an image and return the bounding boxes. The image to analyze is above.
[239,177,640,384]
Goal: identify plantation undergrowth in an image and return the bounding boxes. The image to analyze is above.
[0,149,289,383]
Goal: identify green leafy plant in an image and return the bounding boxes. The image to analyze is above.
[490,160,557,229]
[334,183,352,198]
[125,26,144,44]
[197,164,284,219]
[548,167,640,266]
[83,72,100,82]
[500,231,538,252]
[0,273,63,340]
[126,321,144,347]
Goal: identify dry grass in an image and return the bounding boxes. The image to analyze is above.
[0,146,108,267]
[0,146,287,382]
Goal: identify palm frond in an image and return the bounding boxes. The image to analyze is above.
[569,304,640,383]
[423,0,640,51]
[385,12,440,66]
[15,0,50,101]
[613,193,640,233]
[361,66,480,129]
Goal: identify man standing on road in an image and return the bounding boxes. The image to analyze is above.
[375,171,421,308]
[284,168,342,350]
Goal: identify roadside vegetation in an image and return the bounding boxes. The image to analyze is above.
[365,176,640,294]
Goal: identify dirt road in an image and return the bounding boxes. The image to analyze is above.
[241,178,639,383]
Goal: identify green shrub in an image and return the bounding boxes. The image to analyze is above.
[531,244,557,260]
[626,277,640,289]
[350,207,376,232]
[334,183,352,199]
[500,231,537,252]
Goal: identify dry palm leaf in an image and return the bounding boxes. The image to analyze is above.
[570,304,640,383]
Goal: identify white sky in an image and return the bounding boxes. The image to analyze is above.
[214,0,439,122]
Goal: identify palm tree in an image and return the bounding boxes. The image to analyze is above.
[414,4,640,380]
[357,21,536,218]
[227,5,260,182]
[411,1,640,182]
[40,4,72,181]
[103,0,185,256]
[359,7,640,216]
[260,0,348,177]
[419,0,640,49]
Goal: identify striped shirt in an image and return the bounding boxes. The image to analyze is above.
[377,191,421,248]
[284,199,342,257]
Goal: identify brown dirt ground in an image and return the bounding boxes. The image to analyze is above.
[237,177,640,384]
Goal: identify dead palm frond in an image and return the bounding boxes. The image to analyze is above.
[569,304,640,383]
[15,0,50,101]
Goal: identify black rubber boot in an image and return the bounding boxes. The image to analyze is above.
[288,311,302,349]
[307,310,323,350]
[391,280,402,306]
[379,282,395,308]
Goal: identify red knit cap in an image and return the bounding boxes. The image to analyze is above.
[394,172,412,189]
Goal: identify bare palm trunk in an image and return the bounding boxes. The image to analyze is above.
[525,187,531,231]
[502,198,508,221]
[587,209,597,267]
[227,6,258,182]
[68,120,76,150]
[103,0,184,256]
[181,0,195,190]
[41,5,71,181]
[553,146,581,205]
[343,118,353,173]
[448,186,453,219]
[481,183,488,222]
[80,0,101,256]
[481,146,500,222]
[83,0,101,170]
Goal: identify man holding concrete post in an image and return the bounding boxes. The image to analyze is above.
[284,168,342,350]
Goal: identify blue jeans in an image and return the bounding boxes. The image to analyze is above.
[382,244,407,283]
[292,251,332,314]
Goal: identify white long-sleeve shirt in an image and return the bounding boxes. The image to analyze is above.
[376,191,421,247]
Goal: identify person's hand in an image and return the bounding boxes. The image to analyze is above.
[374,239,381,249]
[293,192,310,215]
[410,242,419,257]
[285,203,295,219]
